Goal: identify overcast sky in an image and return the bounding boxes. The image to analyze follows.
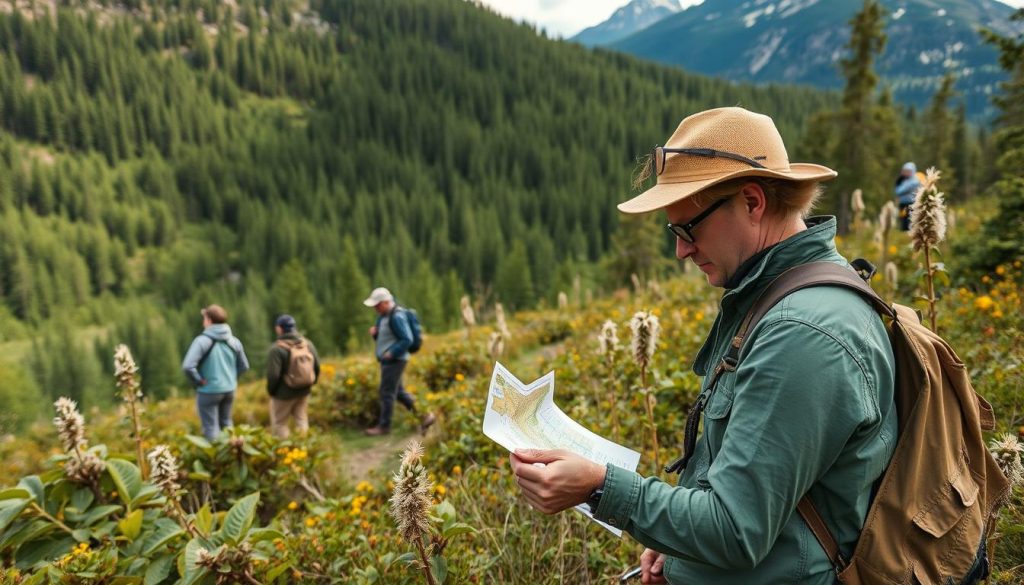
[477,0,1024,39]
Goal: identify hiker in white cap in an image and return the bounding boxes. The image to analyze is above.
[509,107,898,584]
[363,287,435,436]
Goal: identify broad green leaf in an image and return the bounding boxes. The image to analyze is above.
[265,562,293,582]
[15,535,75,569]
[118,509,144,540]
[184,435,212,450]
[0,499,31,535]
[0,488,31,501]
[181,539,217,585]
[441,522,475,539]
[128,485,162,511]
[193,505,213,535]
[217,493,259,545]
[0,518,55,550]
[392,552,418,565]
[142,518,184,556]
[431,555,448,584]
[82,504,123,526]
[106,459,143,501]
[246,527,284,543]
[70,488,94,512]
[109,577,142,585]
[143,554,174,585]
[71,528,92,542]
[17,477,44,504]
[434,500,456,523]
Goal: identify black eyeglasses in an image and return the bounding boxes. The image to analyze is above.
[666,196,733,243]
[650,146,767,177]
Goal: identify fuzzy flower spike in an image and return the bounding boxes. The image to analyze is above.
[909,167,947,252]
[390,440,433,544]
[114,344,142,401]
[53,397,86,454]
[630,311,661,372]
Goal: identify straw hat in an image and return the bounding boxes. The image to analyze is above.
[618,107,837,214]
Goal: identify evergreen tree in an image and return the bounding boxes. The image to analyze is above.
[921,72,957,193]
[957,10,1024,274]
[330,236,371,353]
[494,240,534,312]
[269,258,327,348]
[830,0,894,223]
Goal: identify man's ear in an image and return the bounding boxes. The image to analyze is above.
[739,182,767,223]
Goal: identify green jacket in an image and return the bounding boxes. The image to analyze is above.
[266,332,320,400]
[595,218,897,584]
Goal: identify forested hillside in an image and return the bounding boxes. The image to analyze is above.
[0,0,839,418]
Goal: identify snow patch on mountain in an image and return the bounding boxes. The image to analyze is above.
[778,0,819,19]
[749,28,785,74]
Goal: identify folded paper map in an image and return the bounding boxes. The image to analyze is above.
[482,362,641,535]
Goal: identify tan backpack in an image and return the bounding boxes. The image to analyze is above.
[276,338,316,390]
[730,262,1011,584]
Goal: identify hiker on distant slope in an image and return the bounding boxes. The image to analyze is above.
[894,161,922,231]
[266,314,320,439]
[363,287,435,436]
[181,304,250,441]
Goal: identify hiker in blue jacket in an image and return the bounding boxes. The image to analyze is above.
[363,287,435,436]
[181,304,250,440]
[894,161,921,231]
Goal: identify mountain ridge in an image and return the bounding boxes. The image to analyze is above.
[589,0,1024,118]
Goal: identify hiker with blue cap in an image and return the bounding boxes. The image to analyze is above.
[266,314,321,438]
[894,161,922,231]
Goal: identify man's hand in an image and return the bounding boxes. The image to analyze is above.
[509,449,605,515]
[382,351,392,360]
[369,326,378,337]
[199,378,207,386]
[640,549,667,584]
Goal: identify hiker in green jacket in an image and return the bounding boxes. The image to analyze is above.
[266,314,320,439]
[510,107,898,584]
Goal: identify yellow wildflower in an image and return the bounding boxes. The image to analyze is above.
[975,296,995,311]
[454,373,465,382]
[305,517,317,527]
[452,465,462,476]
[288,501,299,511]
[435,485,447,496]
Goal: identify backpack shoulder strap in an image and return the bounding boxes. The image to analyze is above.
[735,262,893,575]
[198,333,227,367]
[736,262,894,345]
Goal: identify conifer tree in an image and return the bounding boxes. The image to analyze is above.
[958,9,1024,274]
[921,72,957,193]
[831,0,894,221]
[494,240,534,312]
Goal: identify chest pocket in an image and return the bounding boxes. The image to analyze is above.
[702,372,737,460]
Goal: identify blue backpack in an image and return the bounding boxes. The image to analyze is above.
[389,306,423,354]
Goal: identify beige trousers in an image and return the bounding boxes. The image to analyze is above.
[270,395,309,438]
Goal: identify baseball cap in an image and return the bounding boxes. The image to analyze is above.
[363,287,394,307]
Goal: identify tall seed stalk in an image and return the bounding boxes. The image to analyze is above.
[630,311,661,473]
[908,168,947,332]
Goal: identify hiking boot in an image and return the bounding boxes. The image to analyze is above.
[419,413,437,435]
[364,426,390,436]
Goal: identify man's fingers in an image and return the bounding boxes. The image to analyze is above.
[512,448,563,464]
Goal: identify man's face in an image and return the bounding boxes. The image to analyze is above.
[374,300,392,315]
[664,190,755,287]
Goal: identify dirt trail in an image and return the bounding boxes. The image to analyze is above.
[329,426,439,485]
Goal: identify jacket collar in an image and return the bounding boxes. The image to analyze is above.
[693,216,842,375]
